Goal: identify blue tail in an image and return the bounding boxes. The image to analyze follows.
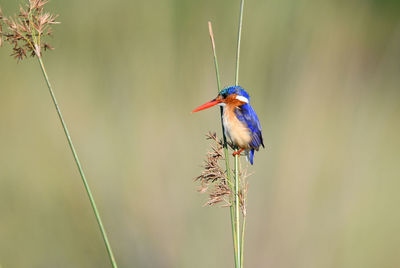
[246,149,255,165]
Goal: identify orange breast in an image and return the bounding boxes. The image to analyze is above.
[223,105,251,149]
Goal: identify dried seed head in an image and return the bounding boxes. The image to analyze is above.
[205,183,231,207]
[195,132,252,213]
[0,0,59,60]
[195,132,232,207]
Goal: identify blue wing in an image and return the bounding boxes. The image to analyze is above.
[235,103,264,147]
[235,103,264,165]
[235,103,264,151]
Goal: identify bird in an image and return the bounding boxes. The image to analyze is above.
[192,86,264,165]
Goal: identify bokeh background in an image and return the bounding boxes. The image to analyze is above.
[1,0,400,267]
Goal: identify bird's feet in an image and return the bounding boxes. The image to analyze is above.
[232,148,244,156]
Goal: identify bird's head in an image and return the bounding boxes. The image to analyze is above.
[192,86,250,113]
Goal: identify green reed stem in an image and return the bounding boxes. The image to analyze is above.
[235,0,245,267]
[208,21,238,268]
[234,153,241,268]
[235,0,245,86]
[37,56,118,268]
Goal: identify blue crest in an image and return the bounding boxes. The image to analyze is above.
[219,86,250,101]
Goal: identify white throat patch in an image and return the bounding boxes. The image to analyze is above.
[235,95,249,103]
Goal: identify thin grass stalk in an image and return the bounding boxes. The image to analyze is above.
[1,2,118,267]
[37,56,118,268]
[235,0,245,267]
[208,21,238,267]
[235,0,245,86]
[234,153,241,267]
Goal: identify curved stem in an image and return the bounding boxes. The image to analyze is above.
[37,56,118,268]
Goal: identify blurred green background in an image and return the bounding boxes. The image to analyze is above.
[1,0,400,267]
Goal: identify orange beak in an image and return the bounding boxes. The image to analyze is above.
[192,98,222,113]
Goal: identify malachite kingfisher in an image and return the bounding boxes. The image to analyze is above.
[192,86,264,165]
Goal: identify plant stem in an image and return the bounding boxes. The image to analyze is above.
[208,22,221,93]
[208,21,238,268]
[37,56,118,268]
[235,0,245,267]
[235,0,245,86]
[234,153,241,268]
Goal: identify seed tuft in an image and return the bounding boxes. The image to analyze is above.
[0,0,59,60]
